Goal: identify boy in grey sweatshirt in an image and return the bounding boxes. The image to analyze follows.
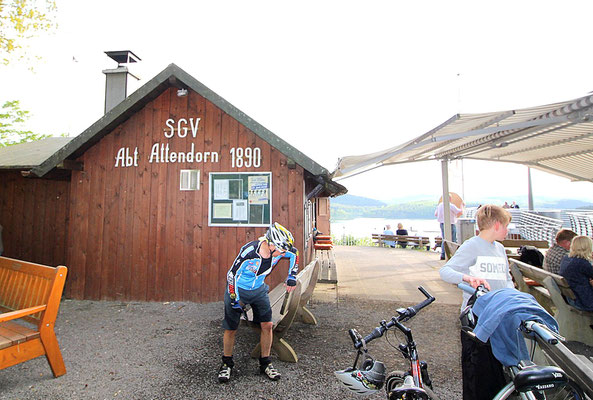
[439,205,513,400]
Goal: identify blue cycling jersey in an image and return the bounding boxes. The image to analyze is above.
[226,240,299,302]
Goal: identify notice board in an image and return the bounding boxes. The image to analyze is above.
[209,172,272,226]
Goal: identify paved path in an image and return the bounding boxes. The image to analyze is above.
[315,245,462,306]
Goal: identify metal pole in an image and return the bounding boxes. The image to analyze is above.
[441,159,452,242]
[527,167,534,211]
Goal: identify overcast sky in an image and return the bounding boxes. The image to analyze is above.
[3,0,593,203]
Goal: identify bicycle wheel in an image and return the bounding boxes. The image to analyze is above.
[496,380,586,400]
[385,370,406,395]
[536,379,586,400]
[385,371,440,400]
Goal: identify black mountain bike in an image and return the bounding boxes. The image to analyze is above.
[335,286,438,399]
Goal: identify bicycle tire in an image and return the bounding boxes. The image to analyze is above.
[385,370,406,395]
[385,371,439,400]
[536,379,586,400]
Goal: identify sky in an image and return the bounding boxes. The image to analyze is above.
[2,0,593,204]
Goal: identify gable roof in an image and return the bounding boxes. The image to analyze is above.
[0,137,73,169]
[29,63,333,181]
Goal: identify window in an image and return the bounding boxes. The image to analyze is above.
[180,170,200,191]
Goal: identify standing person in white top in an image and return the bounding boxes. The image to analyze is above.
[439,204,514,400]
[435,195,462,260]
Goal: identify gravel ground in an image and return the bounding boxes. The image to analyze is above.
[0,292,463,400]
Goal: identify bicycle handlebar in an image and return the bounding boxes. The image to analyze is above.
[353,286,435,349]
[457,282,475,294]
[523,321,559,345]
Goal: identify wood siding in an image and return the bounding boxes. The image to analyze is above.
[65,88,305,302]
[0,171,69,267]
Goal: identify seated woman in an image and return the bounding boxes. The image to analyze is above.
[396,223,408,248]
[560,235,593,312]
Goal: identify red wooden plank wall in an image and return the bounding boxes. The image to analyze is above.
[0,171,69,267]
[65,88,305,302]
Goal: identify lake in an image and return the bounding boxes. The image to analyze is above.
[330,218,441,241]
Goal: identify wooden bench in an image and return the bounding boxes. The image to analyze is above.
[296,259,321,325]
[443,240,460,260]
[244,259,319,362]
[0,256,68,377]
[315,248,337,283]
[371,234,431,251]
[498,239,550,249]
[533,330,593,398]
[509,259,593,346]
[434,237,443,250]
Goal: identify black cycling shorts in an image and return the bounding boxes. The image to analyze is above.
[222,284,272,330]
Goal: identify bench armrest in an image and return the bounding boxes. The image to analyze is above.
[0,305,47,323]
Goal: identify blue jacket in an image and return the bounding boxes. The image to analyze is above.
[560,256,593,311]
[472,288,558,367]
[226,240,298,302]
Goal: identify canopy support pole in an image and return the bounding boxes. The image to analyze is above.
[528,167,534,210]
[441,159,452,242]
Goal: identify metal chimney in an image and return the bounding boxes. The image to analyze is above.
[103,50,141,114]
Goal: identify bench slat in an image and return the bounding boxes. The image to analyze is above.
[0,321,39,348]
[499,239,549,248]
[0,257,67,377]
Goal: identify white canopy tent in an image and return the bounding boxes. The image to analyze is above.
[332,94,593,242]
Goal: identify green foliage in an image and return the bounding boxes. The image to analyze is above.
[0,0,57,64]
[0,100,50,146]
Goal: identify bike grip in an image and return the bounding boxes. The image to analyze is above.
[531,323,558,345]
[413,296,435,313]
[348,329,359,345]
[417,286,432,299]
[458,282,475,294]
[363,327,384,344]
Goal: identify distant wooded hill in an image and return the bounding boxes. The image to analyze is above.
[331,194,593,220]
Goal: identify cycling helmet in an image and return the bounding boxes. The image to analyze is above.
[265,222,294,252]
[334,359,386,395]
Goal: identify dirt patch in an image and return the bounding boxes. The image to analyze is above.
[0,295,463,400]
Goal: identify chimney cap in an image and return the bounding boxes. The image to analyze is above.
[105,50,141,65]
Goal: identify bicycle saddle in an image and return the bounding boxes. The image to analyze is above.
[513,365,568,392]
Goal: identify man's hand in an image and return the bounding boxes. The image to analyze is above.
[230,300,243,313]
[285,275,297,293]
[463,274,491,290]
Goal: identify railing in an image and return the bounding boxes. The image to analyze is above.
[465,208,562,245]
[567,211,593,237]
[515,211,563,246]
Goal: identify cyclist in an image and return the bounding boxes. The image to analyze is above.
[439,204,514,400]
[218,222,299,383]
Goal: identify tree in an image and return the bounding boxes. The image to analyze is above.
[0,0,58,64]
[0,100,50,147]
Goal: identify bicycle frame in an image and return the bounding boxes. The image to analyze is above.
[392,317,426,389]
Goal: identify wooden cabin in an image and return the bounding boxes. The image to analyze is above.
[0,63,345,302]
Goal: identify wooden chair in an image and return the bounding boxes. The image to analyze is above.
[0,256,68,377]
